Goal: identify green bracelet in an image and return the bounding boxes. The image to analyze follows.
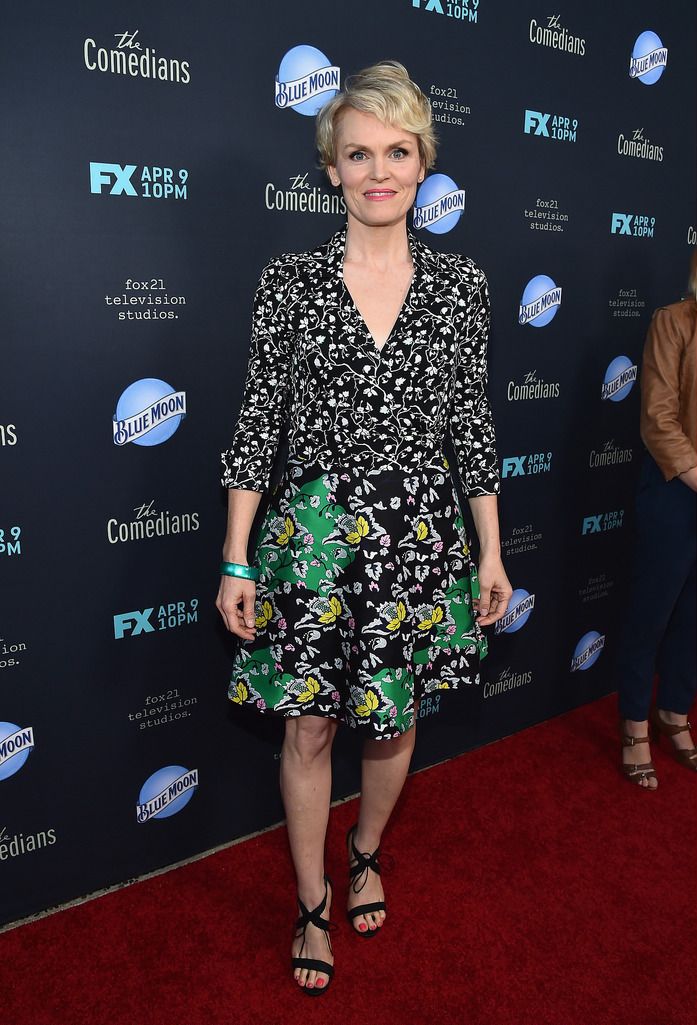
[220,561,260,581]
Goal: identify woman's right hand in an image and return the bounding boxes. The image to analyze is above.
[216,574,257,641]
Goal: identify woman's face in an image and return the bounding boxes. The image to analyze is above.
[327,108,425,231]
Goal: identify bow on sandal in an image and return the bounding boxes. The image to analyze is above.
[291,874,338,996]
[650,708,697,772]
[345,823,394,936]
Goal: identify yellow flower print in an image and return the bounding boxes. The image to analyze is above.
[443,456,450,470]
[255,599,274,629]
[387,600,407,632]
[318,595,343,624]
[355,689,379,717]
[416,520,429,541]
[437,681,450,689]
[346,515,370,545]
[297,676,320,703]
[276,515,295,546]
[231,681,248,704]
[417,604,445,631]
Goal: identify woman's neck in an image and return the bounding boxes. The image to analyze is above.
[343,217,412,272]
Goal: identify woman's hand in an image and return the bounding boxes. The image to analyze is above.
[473,553,513,628]
[216,574,257,641]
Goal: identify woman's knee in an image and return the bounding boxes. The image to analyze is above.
[283,716,336,761]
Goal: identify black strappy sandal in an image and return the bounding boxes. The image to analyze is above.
[291,874,337,995]
[346,823,392,937]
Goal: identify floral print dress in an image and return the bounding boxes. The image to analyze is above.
[220,224,500,740]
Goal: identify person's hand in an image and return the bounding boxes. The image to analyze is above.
[678,466,697,492]
[216,574,257,641]
[473,553,513,628]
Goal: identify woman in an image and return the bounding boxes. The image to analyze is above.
[616,248,697,789]
[216,61,512,993]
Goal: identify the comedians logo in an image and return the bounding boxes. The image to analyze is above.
[507,370,560,402]
[275,45,339,116]
[137,765,198,822]
[0,722,34,781]
[611,212,655,238]
[519,275,562,327]
[617,128,664,162]
[571,631,605,672]
[629,31,668,85]
[107,500,200,545]
[502,453,552,477]
[113,378,186,447]
[581,510,624,535]
[589,439,633,469]
[0,824,57,860]
[83,30,190,84]
[90,163,188,200]
[602,357,637,402]
[265,172,346,215]
[0,424,17,446]
[528,14,585,54]
[113,598,199,639]
[410,0,481,26]
[484,665,533,698]
[524,109,578,143]
[494,588,535,635]
[413,174,466,234]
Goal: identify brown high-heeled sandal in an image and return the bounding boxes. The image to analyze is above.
[619,719,658,788]
[649,708,697,772]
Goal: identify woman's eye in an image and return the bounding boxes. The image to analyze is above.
[349,151,366,161]
[392,149,408,158]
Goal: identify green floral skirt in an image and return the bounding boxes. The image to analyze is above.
[228,452,487,740]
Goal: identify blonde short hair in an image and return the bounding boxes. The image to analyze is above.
[315,60,437,173]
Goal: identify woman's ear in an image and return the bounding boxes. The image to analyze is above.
[327,165,341,188]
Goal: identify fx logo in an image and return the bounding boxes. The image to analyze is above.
[114,608,155,638]
[611,213,632,235]
[582,515,602,534]
[524,110,550,136]
[502,456,526,477]
[90,162,137,196]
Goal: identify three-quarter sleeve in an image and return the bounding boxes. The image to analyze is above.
[640,306,697,481]
[220,259,294,492]
[449,266,501,497]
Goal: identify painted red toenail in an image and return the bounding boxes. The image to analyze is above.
[316,980,325,988]
[359,923,367,931]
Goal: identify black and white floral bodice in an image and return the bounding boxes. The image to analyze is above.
[221,224,500,497]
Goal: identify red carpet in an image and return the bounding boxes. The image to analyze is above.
[3,694,696,1025]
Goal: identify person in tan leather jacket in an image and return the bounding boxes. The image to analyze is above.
[615,248,697,789]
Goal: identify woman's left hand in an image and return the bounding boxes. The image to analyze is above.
[473,553,513,628]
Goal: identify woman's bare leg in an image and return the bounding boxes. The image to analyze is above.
[280,715,338,990]
[348,710,418,932]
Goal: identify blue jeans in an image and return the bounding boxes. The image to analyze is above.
[615,450,696,721]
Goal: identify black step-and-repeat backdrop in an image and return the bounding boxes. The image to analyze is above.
[1,1,695,927]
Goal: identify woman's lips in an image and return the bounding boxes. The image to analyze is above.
[364,190,396,201]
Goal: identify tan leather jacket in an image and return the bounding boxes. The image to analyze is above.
[640,297,697,481]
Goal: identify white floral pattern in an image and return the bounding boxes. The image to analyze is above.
[221,224,500,497]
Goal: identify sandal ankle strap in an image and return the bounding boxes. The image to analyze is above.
[622,733,650,747]
[655,715,693,736]
[347,824,395,895]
